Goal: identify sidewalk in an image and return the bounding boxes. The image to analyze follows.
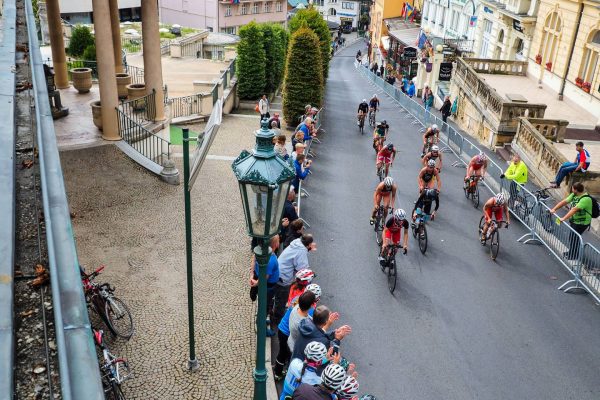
[60,115,263,399]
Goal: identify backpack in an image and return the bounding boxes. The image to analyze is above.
[580,195,600,218]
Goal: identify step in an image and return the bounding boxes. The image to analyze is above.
[495,145,512,162]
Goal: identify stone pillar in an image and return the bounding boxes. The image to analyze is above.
[46,0,69,89]
[38,2,50,45]
[430,45,445,101]
[109,0,124,73]
[92,0,120,140]
[141,0,166,120]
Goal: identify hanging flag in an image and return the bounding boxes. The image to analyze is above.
[417,29,428,49]
[400,2,407,18]
[469,16,477,26]
[406,4,414,16]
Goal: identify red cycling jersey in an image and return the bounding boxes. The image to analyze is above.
[377,148,394,164]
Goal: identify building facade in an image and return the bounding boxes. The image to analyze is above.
[59,0,141,24]
[421,0,479,42]
[528,0,600,124]
[158,0,219,31]
[472,0,538,60]
[313,0,360,31]
[369,0,414,62]
[218,0,287,34]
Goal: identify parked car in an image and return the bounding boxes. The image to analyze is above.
[342,24,353,34]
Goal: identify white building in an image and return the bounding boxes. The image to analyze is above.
[59,0,141,24]
[313,0,360,31]
[421,0,480,44]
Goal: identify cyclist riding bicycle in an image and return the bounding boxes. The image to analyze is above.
[421,124,439,157]
[376,143,396,176]
[373,120,389,151]
[465,152,488,185]
[422,145,443,172]
[357,99,369,126]
[412,188,439,225]
[369,94,380,114]
[481,192,510,242]
[370,176,397,225]
[379,209,409,263]
[418,159,442,192]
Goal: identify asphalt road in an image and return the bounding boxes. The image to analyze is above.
[301,41,600,400]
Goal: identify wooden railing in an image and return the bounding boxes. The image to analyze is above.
[463,58,528,76]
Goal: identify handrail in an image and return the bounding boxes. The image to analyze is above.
[116,108,172,167]
[24,1,104,399]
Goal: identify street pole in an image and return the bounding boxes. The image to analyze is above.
[253,240,271,400]
[182,128,199,371]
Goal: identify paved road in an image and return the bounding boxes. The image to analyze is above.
[301,42,600,399]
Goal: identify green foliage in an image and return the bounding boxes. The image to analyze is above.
[237,21,266,100]
[288,7,331,79]
[82,44,96,61]
[68,25,95,57]
[160,32,177,39]
[260,23,288,94]
[283,27,323,126]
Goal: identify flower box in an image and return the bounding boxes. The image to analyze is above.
[545,62,552,71]
[575,77,583,88]
[535,54,542,64]
[582,82,591,93]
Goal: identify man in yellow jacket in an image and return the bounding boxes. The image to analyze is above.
[501,153,528,198]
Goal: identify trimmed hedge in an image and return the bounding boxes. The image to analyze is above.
[288,8,331,80]
[237,21,266,100]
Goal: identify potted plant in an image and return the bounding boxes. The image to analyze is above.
[575,77,584,88]
[545,61,552,71]
[126,83,147,110]
[91,101,102,130]
[116,73,132,99]
[71,67,92,93]
[535,54,542,64]
[582,82,591,93]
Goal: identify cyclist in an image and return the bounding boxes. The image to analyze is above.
[465,152,488,186]
[422,145,443,172]
[421,124,439,157]
[412,188,439,225]
[372,120,389,152]
[357,99,369,126]
[379,209,409,263]
[376,143,396,177]
[418,159,442,192]
[481,192,510,242]
[368,94,380,124]
[370,176,396,225]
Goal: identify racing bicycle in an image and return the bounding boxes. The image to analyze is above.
[478,217,509,260]
[464,175,482,208]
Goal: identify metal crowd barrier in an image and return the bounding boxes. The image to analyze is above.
[356,62,600,304]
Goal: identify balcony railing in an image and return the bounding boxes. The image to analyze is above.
[463,57,528,76]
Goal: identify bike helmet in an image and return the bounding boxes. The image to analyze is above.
[304,341,328,363]
[427,159,437,168]
[383,176,394,189]
[305,283,322,300]
[359,396,378,400]
[338,376,360,399]
[295,268,315,284]
[476,152,487,162]
[321,363,347,390]
[495,192,507,205]
[382,120,387,125]
[424,188,436,199]
[431,124,439,131]
[362,98,367,103]
[431,145,439,152]
[386,143,394,151]
[393,208,406,221]
[373,94,378,98]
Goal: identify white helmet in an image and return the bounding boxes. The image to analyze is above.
[431,145,439,152]
[305,283,322,300]
[432,124,438,131]
[295,268,315,284]
[476,152,487,162]
[362,98,367,103]
[338,376,360,399]
[321,363,347,390]
[372,94,377,98]
[427,159,437,168]
[393,209,406,221]
[383,176,394,188]
[495,192,507,205]
[304,341,328,363]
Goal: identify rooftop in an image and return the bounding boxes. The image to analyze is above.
[384,18,421,46]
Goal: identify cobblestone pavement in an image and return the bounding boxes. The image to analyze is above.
[60,114,265,399]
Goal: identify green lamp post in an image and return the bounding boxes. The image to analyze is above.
[231,119,296,400]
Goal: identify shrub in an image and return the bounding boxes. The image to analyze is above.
[82,44,96,61]
[68,25,95,58]
[282,27,323,126]
[289,8,331,80]
[261,23,288,94]
[237,21,266,100]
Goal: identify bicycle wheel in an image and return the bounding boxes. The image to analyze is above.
[387,258,397,294]
[478,216,485,237]
[105,297,134,339]
[107,381,126,400]
[472,184,480,208]
[412,222,417,238]
[377,167,384,182]
[375,210,384,246]
[490,230,499,260]
[418,224,428,254]
[91,295,117,336]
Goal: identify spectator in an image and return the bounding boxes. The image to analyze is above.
[291,131,304,150]
[268,112,282,129]
[371,62,378,75]
[288,290,317,352]
[440,95,452,123]
[287,268,315,307]
[274,134,289,160]
[280,341,329,399]
[401,75,409,94]
[249,235,280,336]
[283,219,304,250]
[501,153,528,199]
[386,74,396,85]
[549,182,593,260]
[273,234,316,325]
[298,117,314,142]
[423,85,433,112]
[292,143,306,161]
[292,364,347,400]
[379,64,385,77]
[292,154,311,193]
[259,94,270,123]
[407,80,416,98]
[550,141,590,188]
[291,305,351,361]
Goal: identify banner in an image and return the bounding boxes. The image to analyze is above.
[439,62,453,81]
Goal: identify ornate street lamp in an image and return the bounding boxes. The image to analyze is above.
[231,120,295,400]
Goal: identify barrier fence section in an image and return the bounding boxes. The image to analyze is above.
[355,61,600,303]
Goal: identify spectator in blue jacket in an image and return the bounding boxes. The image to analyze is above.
[401,76,409,93]
[407,80,416,98]
[293,154,311,193]
[298,117,314,142]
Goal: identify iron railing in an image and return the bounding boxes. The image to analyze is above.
[356,61,600,304]
[124,63,145,85]
[116,108,171,167]
[121,36,143,53]
[170,93,203,119]
[119,89,157,125]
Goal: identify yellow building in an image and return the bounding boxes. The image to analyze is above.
[529,0,600,125]
[369,0,418,62]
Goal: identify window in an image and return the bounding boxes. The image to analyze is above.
[276,1,282,11]
[330,0,337,3]
[264,2,270,12]
[225,5,231,16]
[342,2,354,9]
[329,7,336,16]
[483,19,492,34]
[252,3,259,14]
[315,0,324,6]
[539,11,561,68]
[497,29,504,44]
[578,30,600,89]
[241,3,248,14]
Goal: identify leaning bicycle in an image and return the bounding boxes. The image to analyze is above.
[478,217,508,260]
[412,209,431,254]
[380,244,405,294]
[93,328,132,400]
[464,175,481,208]
[82,266,134,339]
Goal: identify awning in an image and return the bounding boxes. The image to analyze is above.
[384,18,421,47]
[381,36,390,51]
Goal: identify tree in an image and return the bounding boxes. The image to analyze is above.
[272,25,289,93]
[261,23,289,94]
[82,44,96,61]
[237,21,266,100]
[68,25,95,58]
[282,27,323,126]
[288,8,331,80]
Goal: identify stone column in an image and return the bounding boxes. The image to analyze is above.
[141,0,166,120]
[46,0,69,88]
[109,0,124,73]
[38,2,50,45]
[92,0,120,140]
